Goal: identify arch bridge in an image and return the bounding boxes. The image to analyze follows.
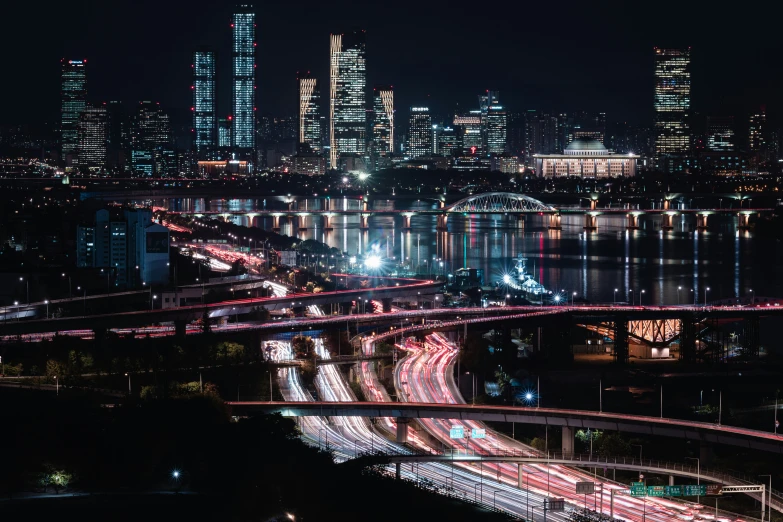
[445,192,556,213]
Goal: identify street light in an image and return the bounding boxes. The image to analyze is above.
[44,300,49,319]
[572,291,576,306]
[704,286,710,307]
[749,288,754,305]
[19,277,29,304]
[677,286,682,305]
[125,372,131,395]
[640,289,646,306]
[62,273,72,299]
[613,288,618,305]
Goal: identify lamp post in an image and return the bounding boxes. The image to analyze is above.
[572,291,576,306]
[19,277,29,304]
[54,375,58,396]
[704,286,710,307]
[44,300,49,319]
[640,289,645,306]
[613,288,617,305]
[62,273,72,299]
[125,372,131,394]
[760,474,772,522]
[684,457,700,504]
[677,286,681,305]
[749,288,754,305]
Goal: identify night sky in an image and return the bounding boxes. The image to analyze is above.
[4,0,782,128]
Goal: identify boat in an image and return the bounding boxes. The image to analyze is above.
[502,255,548,302]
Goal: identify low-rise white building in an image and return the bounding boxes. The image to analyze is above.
[534,138,637,178]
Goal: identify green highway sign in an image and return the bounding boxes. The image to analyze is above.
[647,486,666,497]
[683,485,707,496]
[665,485,682,497]
[630,482,646,497]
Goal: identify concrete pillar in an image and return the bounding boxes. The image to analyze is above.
[738,213,751,229]
[360,214,370,230]
[323,215,333,231]
[382,298,393,313]
[396,462,401,480]
[396,418,409,443]
[664,199,671,210]
[669,475,675,486]
[584,214,597,230]
[697,214,708,230]
[324,198,330,211]
[627,214,639,229]
[436,214,448,230]
[699,442,714,465]
[590,199,598,210]
[403,215,412,229]
[561,426,574,455]
[518,463,524,489]
[548,213,562,230]
[174,319,187,338]
[362,200,368,211]
[272,215,281,231]
[662,213,673,230]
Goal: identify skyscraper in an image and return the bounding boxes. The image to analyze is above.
[454,112,482,154]
[298,72,321,153]
[77,104,108,168]
[372,86,394,156]
[61,59,87,167]
[330,30,367,169]
[479,91,499,154]
[106,101,130,171]
[486,104,507,155]
[706,116,735,151]
[231,5,256,153]
[407,107,432,158]
[131,101,175,176]
[654,48,691,167]
[748,107,766,153]
[193,49,217,159]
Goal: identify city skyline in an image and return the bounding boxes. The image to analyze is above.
[6,2,782,129]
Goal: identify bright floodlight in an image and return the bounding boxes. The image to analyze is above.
[358,172,369,181]
[554,295,560,302]
[172,470,180,479]
[525,393,533,400]
[502,274,511,284]
[364,255,382,270]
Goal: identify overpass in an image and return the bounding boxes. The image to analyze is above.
[228,401,783,454]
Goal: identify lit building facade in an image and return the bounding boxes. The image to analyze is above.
[654,48,691,166]
[298,73,321,153]
[534,138,637,178]
[131,101,175,176]
[372,86,394,156]
[218,117,232,148]
[61,59,87,167]
[407,107,432,158]
[231,5,256,152]
[706,116,735,151]
[748,107,766,153]
[454,113,482,154]
[486,104,507,155]
[193,50,217,159]
[436,126,459,157]
[77,104,108,168]
[330,30,367,169]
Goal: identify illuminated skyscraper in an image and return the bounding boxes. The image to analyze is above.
[748,107,766,153]
[454,112,482,154]
[372,86,394,156]
[77,104,108,168]
[298,73,321,153]
[486,104,507,155]
[407,107,432,158]
[654,48,691,167]
[330,30,367,169]
[231,5,256,152]
[132,101,175,177]
[706,116,735,151]
[193,49,217,159]
[61,59,87,166]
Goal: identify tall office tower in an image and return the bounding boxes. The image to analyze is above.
[372,86,394,155]
[706,116,735,151]
[193,49,217,159]
[654,48,691,167]
[298,72,321,153]
[131,101,175,176]
[479,91,499,153]
[61,59,87,166]
[407,107,432,158]
[748,107,766,153]
[218,117,232,148]
[329,30,367,169]
[436,126,459,157]
[454,112,482,154]
[231,5,256,153]
[486,104,507,155]
[106,101,130,171]
[77,104,108,168]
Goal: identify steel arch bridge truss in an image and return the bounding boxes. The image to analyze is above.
[446,192,556,213]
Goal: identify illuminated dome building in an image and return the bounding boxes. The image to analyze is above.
[534,138,637,178]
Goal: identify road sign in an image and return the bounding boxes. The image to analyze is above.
[548,499,565,511]
[665,485,682,497]
[683,484,707,496]
[706,485,723,496]
[647,486,666,497]
[630,482,646,497]
[471,428,486,439]
[576,482,595,495]
[449,425,464,439]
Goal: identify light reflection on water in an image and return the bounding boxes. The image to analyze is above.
[152,197,782,304]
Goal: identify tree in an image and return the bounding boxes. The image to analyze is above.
[596,432,631,457]
[216,342,246,363]
[45,359,65,379]
[292,335,316,359]
[530,437,547,453]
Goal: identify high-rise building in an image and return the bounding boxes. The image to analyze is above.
[329,30,367,169]
[748,107,766,153]
[436,126,459,157]
[231,5,256,153]
[372,86,394,156]
[654,48,691,168]
[61,59,87,167]
[454,112,482,154]
[77,104,108,168]
[193,49,217,159]
[479,91,499,154]
[106,101,130,171]
[298,73,321,153]
[486,104,507,155]
[131,101,175,176]
[407,107,432,158]
[706,116,735,151]
[218,117,232,148]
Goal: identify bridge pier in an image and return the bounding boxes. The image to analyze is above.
[395,462,401,480]
[402,215,412,230]
[590,199,598,210]
[298,215,308,231]
[396,417,410,443]
[662,213,674,230]
[626,214,639,230]
[360,214,370,230]
[323,214,333,231]
[548,213,561,230]
[436,214,448,231]
[518,463,524,489]
[669,475,675,486]
[272,215,281,231]
[584,214,597,231]
[696,213,708,230]
[679,314,696,362]
[561,426,574,454]
[742,316,760,358]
